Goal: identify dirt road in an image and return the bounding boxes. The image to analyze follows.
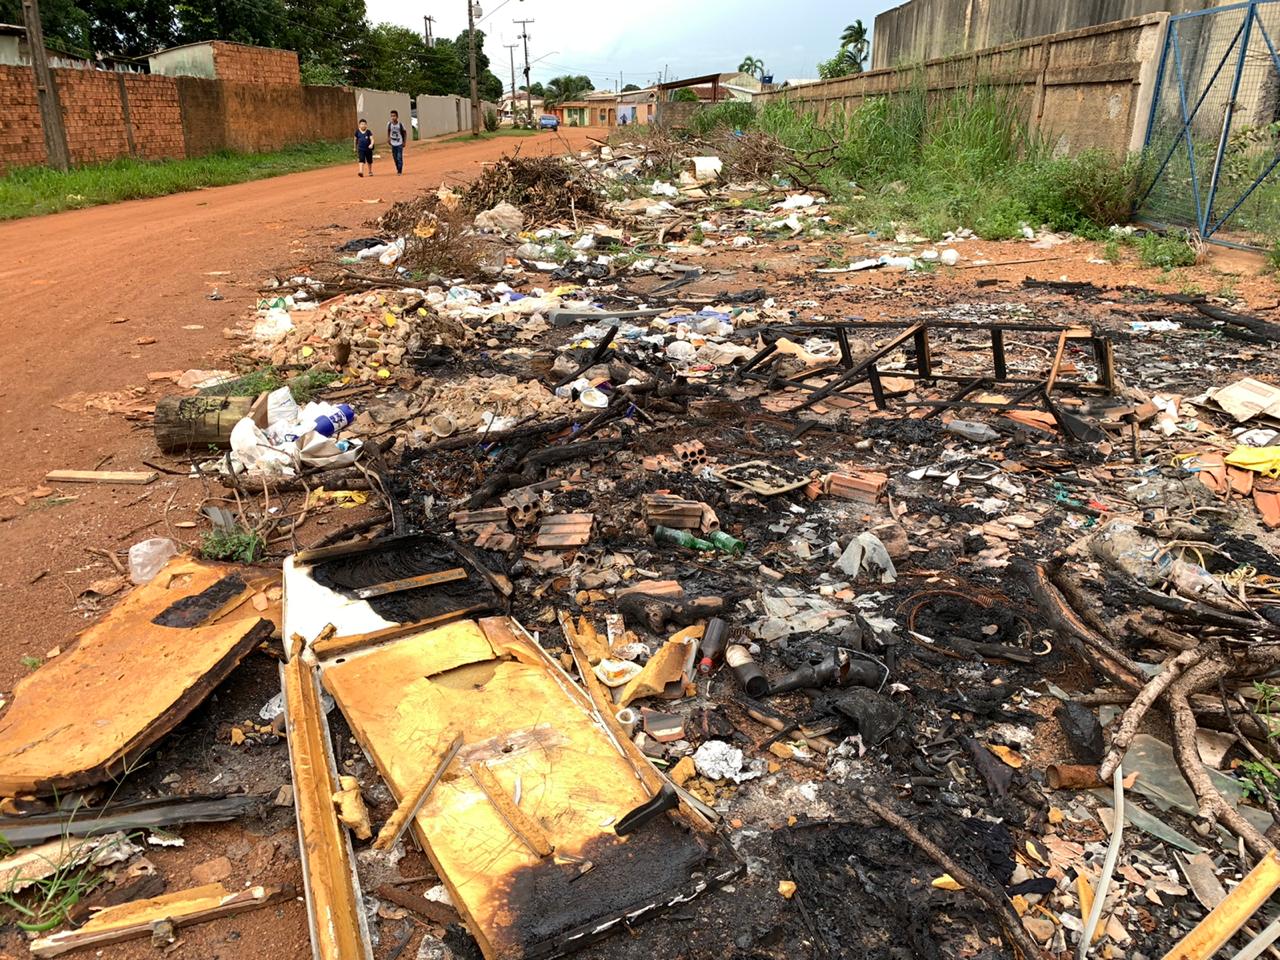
[0,128,600,691]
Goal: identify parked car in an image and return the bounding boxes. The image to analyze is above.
[538,114,559,131]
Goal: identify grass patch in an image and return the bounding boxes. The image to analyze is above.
[200,526,266,564]
[0,141,354,221]
[200,366,338,403]
[443,129,540,143]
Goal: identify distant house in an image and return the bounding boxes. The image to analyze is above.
[550,87,660,127]
[501,94,543,123]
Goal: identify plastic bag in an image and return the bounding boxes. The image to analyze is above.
[266,386,300,426]
[129,538,179,584]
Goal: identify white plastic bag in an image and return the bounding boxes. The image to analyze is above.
[266,386,300,426]
[129,538,179,584]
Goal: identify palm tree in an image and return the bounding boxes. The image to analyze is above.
[738,55,765,79]
[542,74,593,107]
[839,20,870,72]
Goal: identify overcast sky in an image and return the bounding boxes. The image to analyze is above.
[365,0,889,89]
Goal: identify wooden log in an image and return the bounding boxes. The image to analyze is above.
[153,396,254,453]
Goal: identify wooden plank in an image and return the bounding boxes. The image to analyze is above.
[320,616,712,960]
[31,883,292,958]
[45,470,157,485]
[469,761,555,858]
[0,559,276,795]
[1044,329,1070,395]
[372,733,464,851]
[1161,850,1280,960]
[282,639,372,960]
[312,606,489,660]
[352,567,467,600]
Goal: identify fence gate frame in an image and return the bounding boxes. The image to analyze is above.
[1136,0,1280,249]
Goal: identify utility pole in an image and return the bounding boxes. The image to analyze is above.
[423,15,435,45]
[21,0,68,171]
[515,18,533,125]
[466,0,480,136]
[505,42,518,123]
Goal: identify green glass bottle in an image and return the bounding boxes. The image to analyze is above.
[653,525,714,551]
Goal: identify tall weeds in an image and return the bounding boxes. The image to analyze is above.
[689,75,1146,240]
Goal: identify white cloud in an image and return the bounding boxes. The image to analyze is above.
[364,0,882,88]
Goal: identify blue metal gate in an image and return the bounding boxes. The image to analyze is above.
[1137,0,1280,249]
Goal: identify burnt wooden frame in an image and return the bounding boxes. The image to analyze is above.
[735,320,1115,421]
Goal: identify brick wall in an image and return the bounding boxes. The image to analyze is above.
[211,41,301,86]
[0,58,354,174]
[0,65,46,170]
[56,69,128,165]
[123,75,185,160]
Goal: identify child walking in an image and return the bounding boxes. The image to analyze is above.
[387,110,408,175]
[355,118,374,177]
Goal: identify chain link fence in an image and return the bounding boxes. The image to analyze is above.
[1137,0,1280,249]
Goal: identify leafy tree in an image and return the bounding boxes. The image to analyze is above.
[283,0,366,80]
[1,0,180,59]
[818,48,862,79]
[621,83,640,92]
[542,73,593,106]
[350,23,429,93]
[738,55,764,79]
[519,81,545,97]
[174,0,285,47]
[672,87,698,102]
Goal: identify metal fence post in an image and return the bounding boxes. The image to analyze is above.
[1203,0,1257,236]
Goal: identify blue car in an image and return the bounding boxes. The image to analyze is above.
[539,114,559,131]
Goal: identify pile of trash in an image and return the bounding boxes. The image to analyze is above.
[7,133,1280,960]
[463,153,602,222]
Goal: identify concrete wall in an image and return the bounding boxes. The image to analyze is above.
[416,94,470,138]
[757,14,1169,156]
[355,88,411,133]
[148,43,216,79]
[872,0,1215,69]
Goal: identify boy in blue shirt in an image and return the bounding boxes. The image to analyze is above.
[355,119,374,177]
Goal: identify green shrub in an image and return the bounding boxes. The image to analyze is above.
[689,101,757,137]
[200,526,265,564]
[483,109,499,133]
[1137,230,1197,270]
